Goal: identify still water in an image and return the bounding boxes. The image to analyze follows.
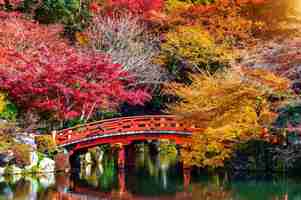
[1,171,301,200]
[0,144,301,200]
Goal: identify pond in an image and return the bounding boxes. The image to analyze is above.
[1,144,301,200]
[0,166,301,199]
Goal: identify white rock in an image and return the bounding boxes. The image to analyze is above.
[0,167,5,175]
[30,151,39,167]
[39,158,55,173]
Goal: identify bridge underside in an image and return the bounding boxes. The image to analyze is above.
[60,131,192,155]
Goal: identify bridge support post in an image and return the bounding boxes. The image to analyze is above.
[117,144,125,169]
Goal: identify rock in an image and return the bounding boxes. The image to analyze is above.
[0,167,5,175]
[15,134,36,148]
[30,151,39,167]
[39,158,55,173]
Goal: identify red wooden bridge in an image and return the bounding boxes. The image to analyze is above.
[54,115,201,155]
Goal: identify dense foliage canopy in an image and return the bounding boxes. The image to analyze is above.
[1,0,301,170]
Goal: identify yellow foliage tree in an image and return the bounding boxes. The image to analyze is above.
[165,68,290,168]
[162,0,266,46]
[159,26,233,73]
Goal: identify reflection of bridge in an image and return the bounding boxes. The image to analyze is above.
[54,170,192,200]
[54,115,201,168]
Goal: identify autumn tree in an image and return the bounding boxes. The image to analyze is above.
[0,12,150,126]
[0,47,150,124]
[157,0,268,46]
[157,25,233,81]
[84,13,165,86]
[165,68,290,168]
[97,0,163,14]
[0,12,68,62]
[239,36,301,83]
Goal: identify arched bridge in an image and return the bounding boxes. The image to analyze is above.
[54,115,201,154]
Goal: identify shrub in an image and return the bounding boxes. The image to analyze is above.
[35,135,56,154]
[0,94,17,121]
[34,0,92,33]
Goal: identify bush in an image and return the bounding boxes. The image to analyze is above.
[19,0,92,35]
[0,94,17,121]
[35,135,56,154]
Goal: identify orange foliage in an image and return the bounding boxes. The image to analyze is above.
[166,68,290,168]
[157,0,269,46]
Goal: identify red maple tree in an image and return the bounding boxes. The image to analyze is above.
[0,11,150,122]
[0,47,150,121]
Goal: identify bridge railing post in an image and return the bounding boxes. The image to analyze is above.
[52,130,57,145]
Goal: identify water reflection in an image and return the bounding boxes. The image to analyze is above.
[0,144,301,199]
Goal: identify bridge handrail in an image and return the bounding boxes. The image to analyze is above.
[56,115,178,135]
[55,115,202,149]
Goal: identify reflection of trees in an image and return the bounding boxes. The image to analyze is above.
[157,140,177,169]
[229,179,300,200]
[98,156,118,192]
[191,183,233,200]
[0,175,57,200]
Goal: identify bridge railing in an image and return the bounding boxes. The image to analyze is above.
[55,115,201,146]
